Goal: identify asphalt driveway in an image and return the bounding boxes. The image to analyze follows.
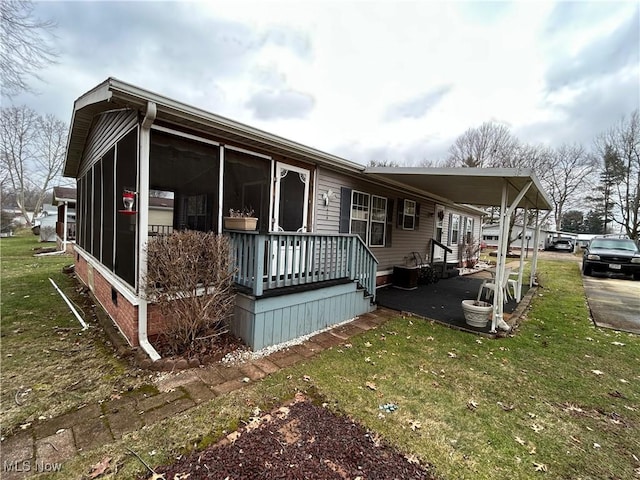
[582,273,640,334]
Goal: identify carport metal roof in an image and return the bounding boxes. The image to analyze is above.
[364,167,552,211]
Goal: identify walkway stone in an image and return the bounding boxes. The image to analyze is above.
[141,398,195,425]
[35,429,76,464]
[0,309,397,476]
[73,417,113,451]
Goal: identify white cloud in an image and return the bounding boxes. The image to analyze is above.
[12,1,638,166]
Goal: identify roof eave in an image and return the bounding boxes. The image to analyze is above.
[107,78,366,174]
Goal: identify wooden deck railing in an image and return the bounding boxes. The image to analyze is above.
[228,231,378,300]
[149,224,174,235]
[56,221,76,240]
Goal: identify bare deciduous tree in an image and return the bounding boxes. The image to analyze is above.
[367,159,401,167]
[1,0,57,98]
[594,110,640,239]
[538,144,598,231]
[0,105,68,225]
[446,121,519,168]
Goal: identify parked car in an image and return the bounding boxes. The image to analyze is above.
[552,239,574,252]
[582,237,640,280]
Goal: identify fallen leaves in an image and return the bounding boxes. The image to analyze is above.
[531,423,544,433]
[89,456,111,478]
[533,462,547,472]
[409,420,421,431]
[467,400,478,411]
[497,401,515,411]
[365,382,377,391]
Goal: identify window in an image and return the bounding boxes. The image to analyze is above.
[350,191,369,243]
[450,214,459,245]
[346,190,388,247]
[403,199,416,230]
[436,208,444,242]
[466,217,473,244]
[370,196,387,246]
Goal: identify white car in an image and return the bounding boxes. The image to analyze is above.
[553,239,573,252]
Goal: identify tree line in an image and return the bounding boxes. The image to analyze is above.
[371,111,640,240]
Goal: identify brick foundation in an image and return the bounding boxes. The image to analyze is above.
[74,249,144,347]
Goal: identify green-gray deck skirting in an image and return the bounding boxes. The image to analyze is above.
[232,282,375,350]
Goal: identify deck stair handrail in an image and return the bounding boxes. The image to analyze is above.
[228,231,378,300]
[430,238,453,278]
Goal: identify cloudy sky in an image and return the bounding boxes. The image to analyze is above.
[13,0,640,165]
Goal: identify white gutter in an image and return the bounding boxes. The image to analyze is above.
[137,102,160,362]
[62,201,68,251]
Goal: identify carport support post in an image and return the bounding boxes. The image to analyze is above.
[516,203,528,302]
[530,210,551,287]
[492,180,533,332]
[491,181,509,332]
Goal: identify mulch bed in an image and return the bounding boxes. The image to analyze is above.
[153,394,436,479]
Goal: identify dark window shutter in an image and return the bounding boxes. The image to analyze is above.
[415,203,420,230]
[339,187,352,233]
[397,198,404,228]
[385,198,394,247]
[447,212,453,246]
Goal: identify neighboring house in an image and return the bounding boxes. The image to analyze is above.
[63,78,548,360]
[148,196,174,235]
[52,186,77,251]
[32,203,60,242]
[482,223,549,251]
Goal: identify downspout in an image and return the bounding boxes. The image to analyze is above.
[138,102,160,361]
[63,201,68,251]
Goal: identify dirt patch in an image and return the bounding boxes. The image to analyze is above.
[154,394,436,479]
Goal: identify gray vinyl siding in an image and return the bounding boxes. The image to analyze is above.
[314,167,436,271]
[79,109,138,175]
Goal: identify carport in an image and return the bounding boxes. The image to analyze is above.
[365,167,553,332]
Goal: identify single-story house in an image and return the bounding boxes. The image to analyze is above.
[481,223,551,251]
[52,186,77,251]
[32,203,61,242]
[63,78,550,360]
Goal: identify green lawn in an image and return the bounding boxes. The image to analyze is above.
[0,234,146,437]
[3,234,639,479]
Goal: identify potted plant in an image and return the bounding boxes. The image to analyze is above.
[461,299,492,328]
[223,207,258,231]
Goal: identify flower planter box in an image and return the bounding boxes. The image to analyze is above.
[461,300,492,328]
[223,217,258,231]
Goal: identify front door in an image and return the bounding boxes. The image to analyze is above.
[273,162,310,232]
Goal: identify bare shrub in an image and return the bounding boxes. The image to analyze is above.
[460,238,481,268]
[145,231,237,356]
